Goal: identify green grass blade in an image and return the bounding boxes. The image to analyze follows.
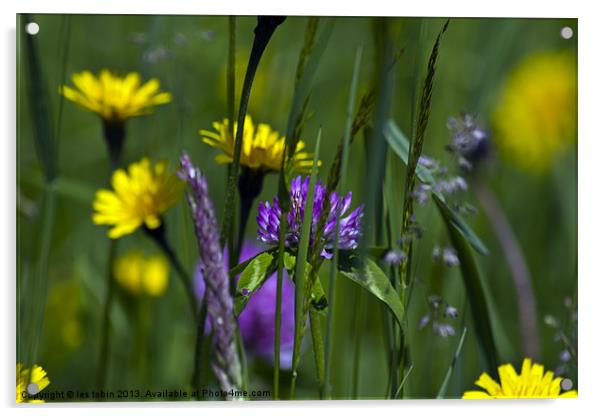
[393,363,414,399]
[22,14,58,182]
[435,197,499,375]
[436,326,468,398]
[290,129,321,398]
[323,45,363,399]
[362,20,396,253]
[338,255,405,330]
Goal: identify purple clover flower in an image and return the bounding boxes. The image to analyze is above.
[257,176,363,258]
[195,243,295,369]
[178,152,241,392]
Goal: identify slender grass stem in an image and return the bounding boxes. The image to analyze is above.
[290,130,322,399]
[473,180,539,358]
[273,218,287,399]
[351,290,365,399]
[98,238,116,391]
[323,46,363,399]
[309,309,325,397]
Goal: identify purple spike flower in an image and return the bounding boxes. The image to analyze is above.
[257,176,363,258]
[195,243,296,369]
[178,152,242,393]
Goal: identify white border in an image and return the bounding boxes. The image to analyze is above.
[2,1,600,415]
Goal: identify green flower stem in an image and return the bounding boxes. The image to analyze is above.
[97,239,116,391]
[231,168,265,274]
[97,122,125,391]
[309,309,325,397]
[351,290,366,399]
[144,224,207,395]
[273,218,287,400]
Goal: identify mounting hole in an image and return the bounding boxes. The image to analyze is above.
[25,22,40,35]
[560,26,573,40]
[26,382,39,395]
[561,378,573,391]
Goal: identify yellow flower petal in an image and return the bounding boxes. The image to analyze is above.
[92,158,183,239]
[60,70,171,122]
[200,115,320,173]
[463,358,578,399]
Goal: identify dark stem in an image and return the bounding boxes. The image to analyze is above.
[102,121,126,171]
[232,168,265,272]
[221,15,285,267]
[144,224,197,317]
[144,223,209,396]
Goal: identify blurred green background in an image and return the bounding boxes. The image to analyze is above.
[17,15,577,400]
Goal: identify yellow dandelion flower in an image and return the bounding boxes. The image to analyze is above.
[493,50,577,172]
[92,158,184,239]
[113,250,169,296]
[60,69,172,123]
[16,363,50,403]
[463,358,577,399]
[200,115,318,173]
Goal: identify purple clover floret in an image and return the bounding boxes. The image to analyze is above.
[257,176,363,258]
[178,152,242,393]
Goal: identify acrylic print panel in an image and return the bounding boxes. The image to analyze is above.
[16,13,577,402]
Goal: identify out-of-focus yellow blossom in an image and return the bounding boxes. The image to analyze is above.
[92,158,184,239]
[200,115,319,173]
[46,279,85,350]
[462,358,577,399]
[60,70,171,123]
[493,50,576,172]
[16,363,50,403]
[113,250,169,297]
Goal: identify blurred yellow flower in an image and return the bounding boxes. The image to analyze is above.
[16,363,50,403]
[463,358,577,399]
[114,250,169,297]
[46,279,85,350]
[60,70,171,123]
[493,50,576,172]
[92,158,184,239]
[200,115,318,173]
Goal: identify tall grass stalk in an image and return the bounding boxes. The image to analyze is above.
[273,17,325,399]
[396,19,449,390]
[323,46,363,399]
[289,130,322,399]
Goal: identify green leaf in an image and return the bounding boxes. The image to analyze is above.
[234,251,277,316]
[338,253,405,330]
[435,197,498,375]
[436,326,468,399]
[283,253,328,312]
[384,119,489,255]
